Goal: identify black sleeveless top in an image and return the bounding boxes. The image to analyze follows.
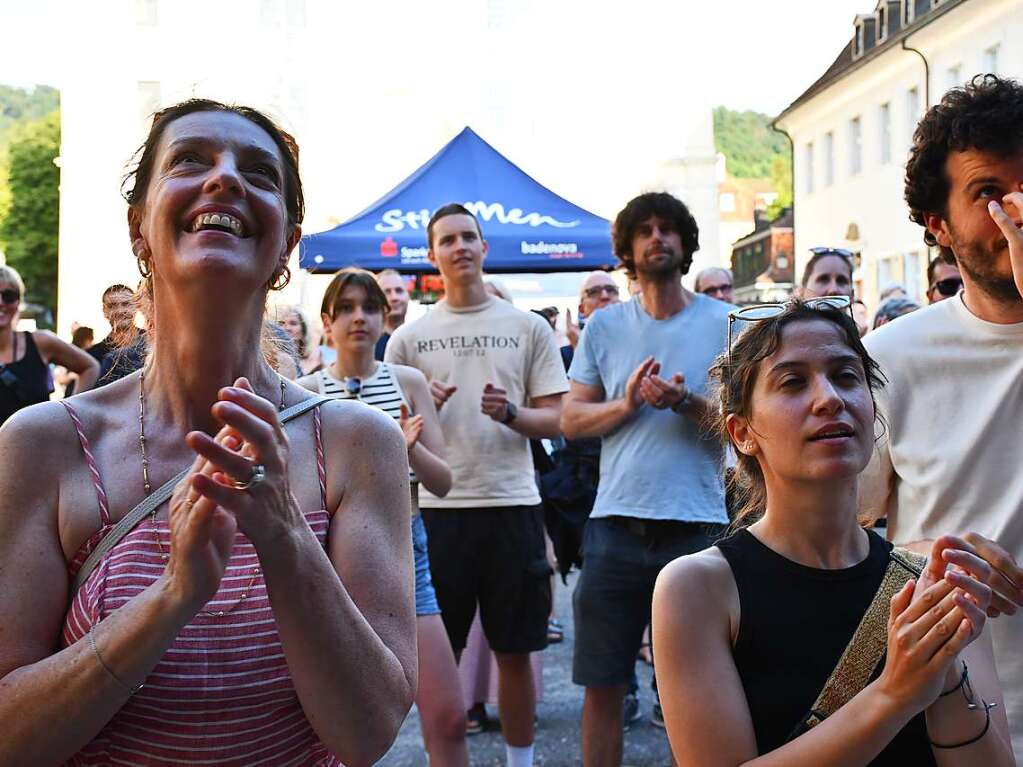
[716,528,936,765]
[0,331,51,426]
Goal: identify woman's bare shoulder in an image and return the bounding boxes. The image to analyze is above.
[0,400,79,458]
[389,363,427,389]
[2,377,137,468]
[319,396,403,444]
[658,545,734,598]
[655,545,738,637]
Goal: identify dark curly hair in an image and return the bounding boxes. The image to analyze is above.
[905,74,1023,263]
[708,301,887,529]
[612,192,699,280]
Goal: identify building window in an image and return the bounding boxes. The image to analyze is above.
[853,23,863,59]
[903,0,914,26]
[879,103,892,164]
[877,255,894,291]
[877,7,888,41]
[286,0,306,28]
[849,117,862,176]
[136,0,158,25]
[907,86,920,140]
[805,142,815,195]
[824,131,834,186]
[902,251,922,301]
[260,0,281,25]
[138,81,162,124]
[984,45,1000,74]
[947,64,961,90]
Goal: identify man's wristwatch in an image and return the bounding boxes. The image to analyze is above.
[501,402,518,424]
[671,388,693,414]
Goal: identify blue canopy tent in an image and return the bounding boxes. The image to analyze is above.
[300,127,615,274]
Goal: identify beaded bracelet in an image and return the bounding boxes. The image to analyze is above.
[88,624,144,696]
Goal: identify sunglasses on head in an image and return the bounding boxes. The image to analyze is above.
[0,289,21,305]
[726,296,852,369]
[809,247,854,259]
[583,284,620,299]
[931,277,963,297]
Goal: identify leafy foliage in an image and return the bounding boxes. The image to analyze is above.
[0,112,60,321]
[766,155,793,220]
[713,106,790,179]
[0,85,59,147]
[714,106,793,221]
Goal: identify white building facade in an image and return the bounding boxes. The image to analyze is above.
[775,0,1022,309]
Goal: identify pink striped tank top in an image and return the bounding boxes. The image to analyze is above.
[60,401,341,766]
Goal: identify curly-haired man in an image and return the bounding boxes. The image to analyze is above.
[859,74,1023,756]
[561,192,731,766]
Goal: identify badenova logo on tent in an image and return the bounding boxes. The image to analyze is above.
[374,202,581,233]
[520,241,579,255]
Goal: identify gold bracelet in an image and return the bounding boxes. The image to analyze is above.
[88,623,144,695]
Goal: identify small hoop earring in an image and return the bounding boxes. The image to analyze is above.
[137,258,153,279]
[269,265,291,291]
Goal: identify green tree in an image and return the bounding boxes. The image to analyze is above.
[713,106,789,179]
[0,85,60,145]
[0,111,60,322]
[767,154,793,221]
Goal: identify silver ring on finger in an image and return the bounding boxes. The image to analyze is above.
[232,463,267,491]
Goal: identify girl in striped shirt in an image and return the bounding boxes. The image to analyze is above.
[301,268,469,767]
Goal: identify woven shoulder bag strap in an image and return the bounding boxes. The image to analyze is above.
[789,546,928,738]
[71,395,330,595]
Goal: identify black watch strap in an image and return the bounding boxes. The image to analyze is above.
[501,402,518,424]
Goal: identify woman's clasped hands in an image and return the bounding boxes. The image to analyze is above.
[165,377,300,611]
[877,536,993,714]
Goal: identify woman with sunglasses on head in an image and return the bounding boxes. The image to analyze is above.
[801,247,856,300]
[0,264,99,425]
[652,297,1013,766]
[0,101,416,766]
[299,267,468,767]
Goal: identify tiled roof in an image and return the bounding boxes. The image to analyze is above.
[775,0,968,122]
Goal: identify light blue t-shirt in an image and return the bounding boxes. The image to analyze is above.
[569,294,731,523]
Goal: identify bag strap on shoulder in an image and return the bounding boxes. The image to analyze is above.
[791,545,927,736]
[71,395,330,596]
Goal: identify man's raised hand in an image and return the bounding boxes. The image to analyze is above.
[624,357,659,414]
[429,379,458,411]
[988,189,1023,298]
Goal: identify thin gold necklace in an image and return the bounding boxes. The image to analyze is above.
[139,370,286,617]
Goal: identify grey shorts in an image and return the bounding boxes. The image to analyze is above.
[572,516,723,687]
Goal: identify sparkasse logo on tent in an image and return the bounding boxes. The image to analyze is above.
[380,237,398,257]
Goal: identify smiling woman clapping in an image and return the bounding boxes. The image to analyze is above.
[0,100,415,767]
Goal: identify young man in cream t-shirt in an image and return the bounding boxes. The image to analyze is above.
[385,204,567,767]
[859,75,1023,756]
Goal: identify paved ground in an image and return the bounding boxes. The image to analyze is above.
[376,571,674,766]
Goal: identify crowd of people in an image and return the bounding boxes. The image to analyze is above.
[0,73,1021,767]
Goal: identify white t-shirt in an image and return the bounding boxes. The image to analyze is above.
[859,294,1023,755]
[385,296,568,508]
